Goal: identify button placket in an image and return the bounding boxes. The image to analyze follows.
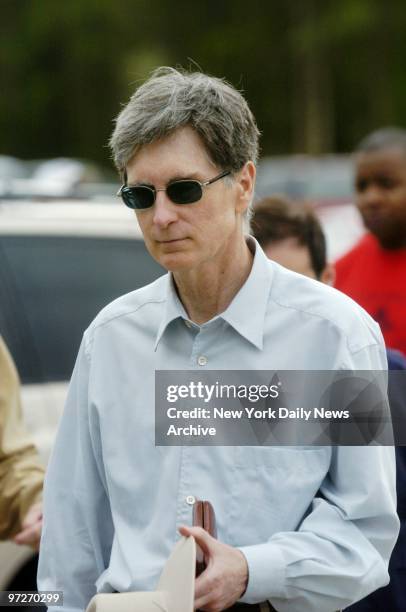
[190,327,203,368]
[190,320,221,367]
[175,446,194,536]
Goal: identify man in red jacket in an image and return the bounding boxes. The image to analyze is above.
[335,127,406,355]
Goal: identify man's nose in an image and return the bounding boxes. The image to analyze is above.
[358,184,384,208]
[152,191,178,228]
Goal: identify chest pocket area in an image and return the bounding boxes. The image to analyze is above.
[227,446,331,546]
[235,445,330,468]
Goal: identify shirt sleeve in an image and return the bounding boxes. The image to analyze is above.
[0,336,44,539]
[238,343,400,612]
[37,333,114,612]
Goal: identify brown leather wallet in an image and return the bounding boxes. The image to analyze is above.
[192,504,277,611]
[193,500,217,576]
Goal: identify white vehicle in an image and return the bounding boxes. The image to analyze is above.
[0,199,164,591]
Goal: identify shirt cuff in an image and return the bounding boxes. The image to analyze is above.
[237,542,286,604]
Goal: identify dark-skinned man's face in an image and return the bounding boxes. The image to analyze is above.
[355,146,406,249]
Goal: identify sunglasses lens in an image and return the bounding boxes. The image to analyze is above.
[167,180,202,204]
[121,186,155,209]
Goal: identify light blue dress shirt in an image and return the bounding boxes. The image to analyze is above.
[38,238,399,612]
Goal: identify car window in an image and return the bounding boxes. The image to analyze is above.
[0,235,164,383]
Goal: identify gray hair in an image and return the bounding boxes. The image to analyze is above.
[109,67,260,175]
[356,126,406,155]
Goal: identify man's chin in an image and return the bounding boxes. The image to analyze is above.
[154,251,197,272]
[369,227,406,250]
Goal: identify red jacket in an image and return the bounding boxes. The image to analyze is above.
[335,233,406,355]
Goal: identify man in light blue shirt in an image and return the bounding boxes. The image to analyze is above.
[38,68,399,612]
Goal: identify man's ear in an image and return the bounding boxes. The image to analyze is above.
[235,161,256,214]
[320,263,336,286]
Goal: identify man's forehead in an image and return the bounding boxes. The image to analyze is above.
[355,146,406,172]
[126,126,217,181]
[266,249,316,279]
[264,237,313,266]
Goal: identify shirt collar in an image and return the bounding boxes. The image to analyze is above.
[154,275,189,350]
[220,237,272,350]
[154,236,273,351]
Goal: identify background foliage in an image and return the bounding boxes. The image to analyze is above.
[2,0,406,169]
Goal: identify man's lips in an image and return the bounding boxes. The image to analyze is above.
[156,238,188,243]
[362,212,386,228]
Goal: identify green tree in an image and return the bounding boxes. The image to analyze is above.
[1,0,405,164]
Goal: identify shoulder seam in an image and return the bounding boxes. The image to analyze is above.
[269,294,378,354]
[83,297,166,355]
[94,298,166,331]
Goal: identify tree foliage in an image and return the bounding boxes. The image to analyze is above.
[1,0,406,168]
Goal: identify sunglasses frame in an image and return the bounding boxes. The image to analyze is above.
[117,170,231,210]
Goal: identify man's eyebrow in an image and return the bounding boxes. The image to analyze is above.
[128,172,203,187]
[129,180,154,187]
[168,172,202,182]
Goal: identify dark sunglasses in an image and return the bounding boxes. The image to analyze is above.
[117,170,231,210]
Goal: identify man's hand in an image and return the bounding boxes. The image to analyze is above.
[179,525,248,611]
[13,501,43,550]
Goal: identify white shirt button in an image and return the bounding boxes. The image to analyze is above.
[197,355,208,366]
[186,495,196,505]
